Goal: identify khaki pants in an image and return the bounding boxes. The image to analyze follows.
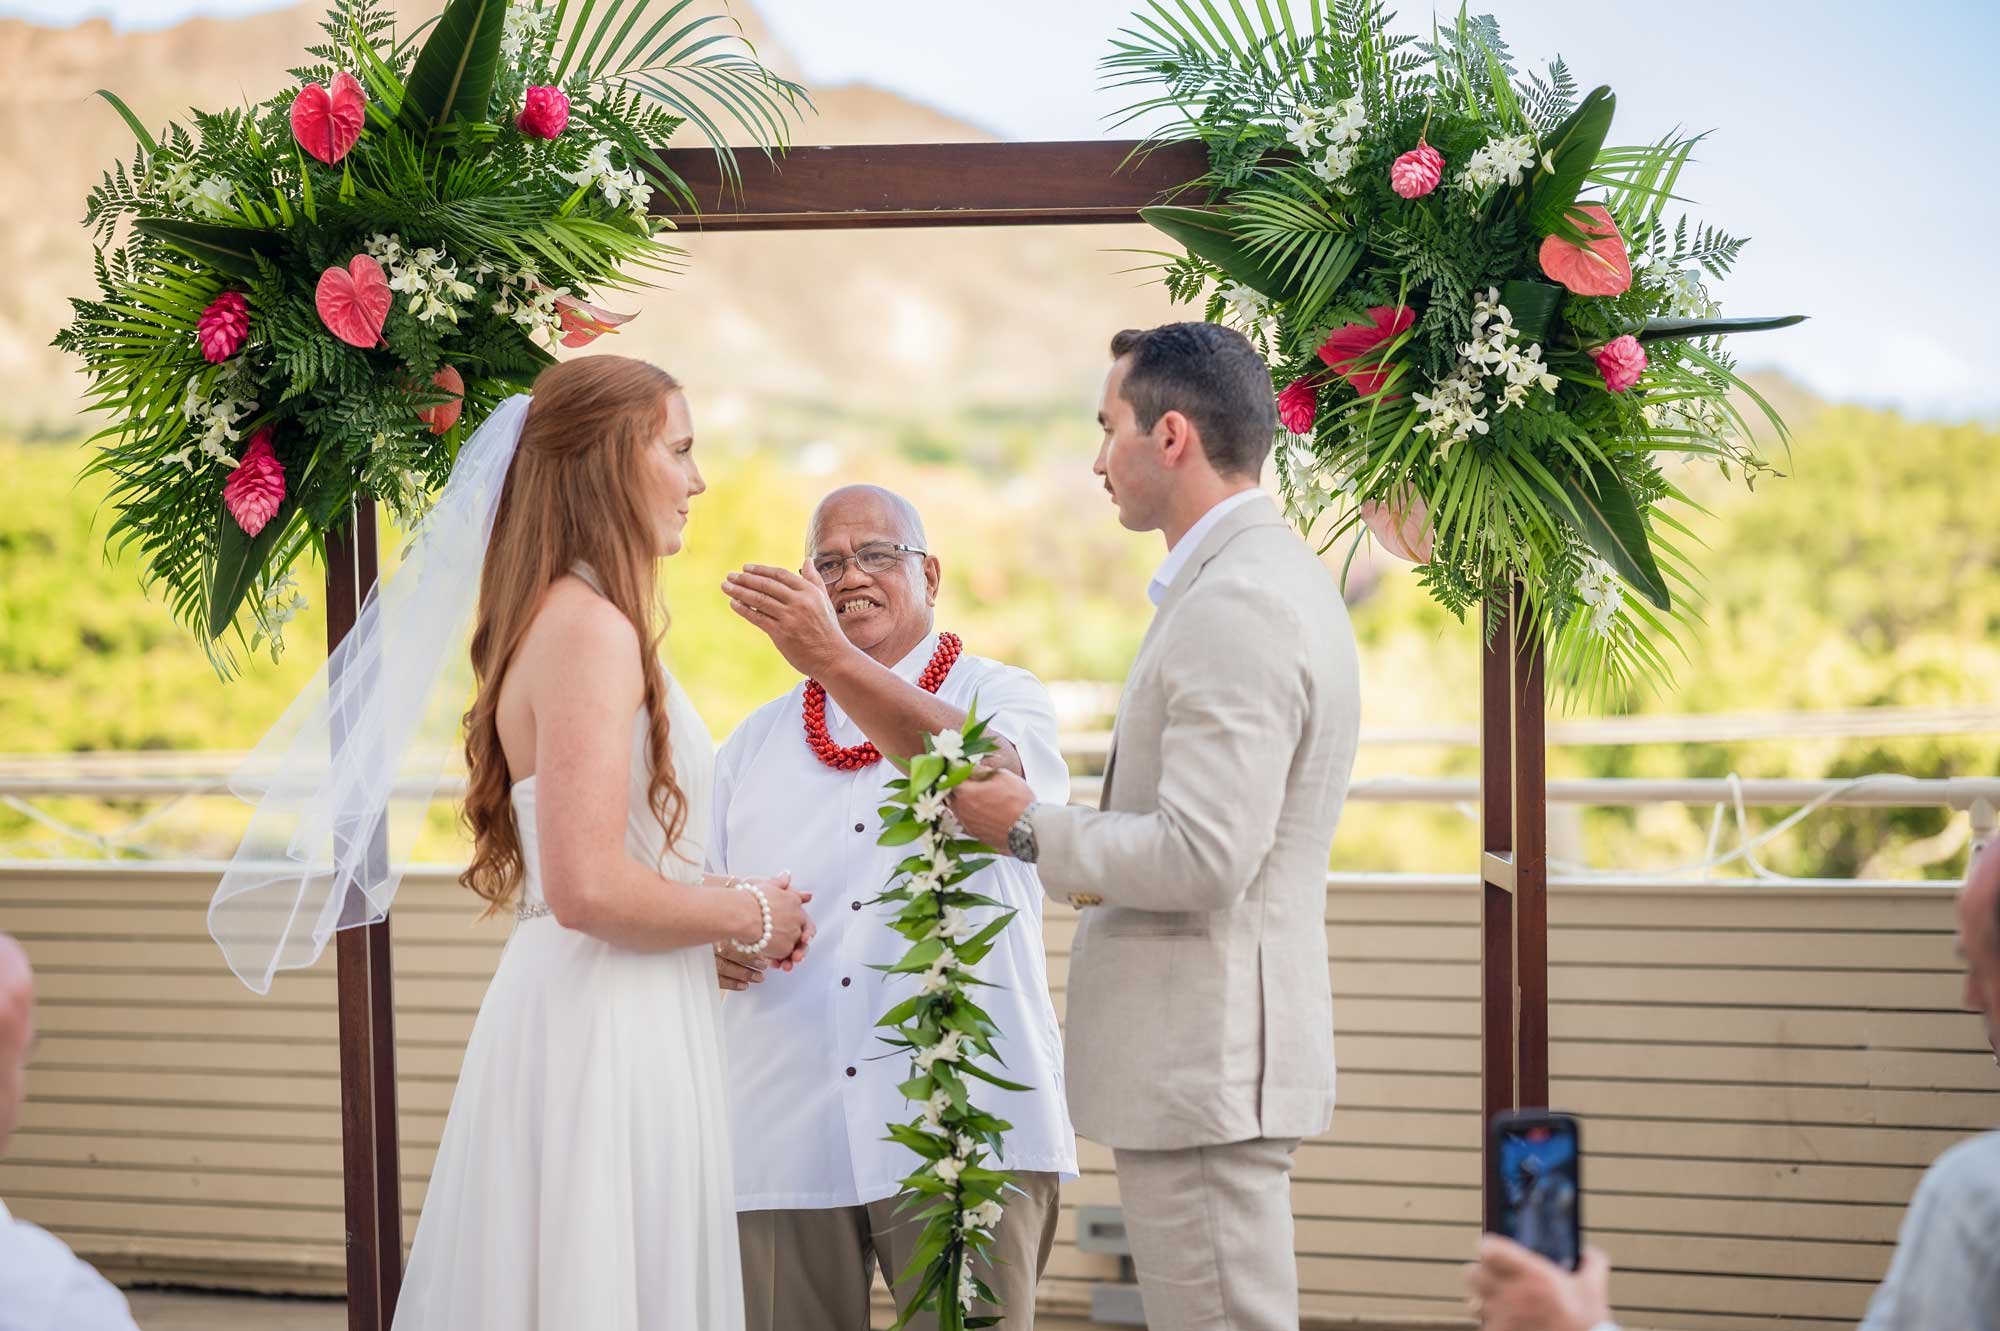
[1112,1138,1302,1331]
[738,1172,1061,1331]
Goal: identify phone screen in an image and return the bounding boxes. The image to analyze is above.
[1492,1113,1581,1270]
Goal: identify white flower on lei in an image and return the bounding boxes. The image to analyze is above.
[919,947,959,997]
[965,1199,1005,1230]
[913,789,947,823]
[932,728,967,762]
[933,906,974,943]
[934,1155,964,1184]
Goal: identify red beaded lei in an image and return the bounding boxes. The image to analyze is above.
[802,632,962,770]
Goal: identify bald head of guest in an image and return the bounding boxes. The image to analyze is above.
[1959,838,2000,1066]
[0,934,34,1154]
[803,485,940,667]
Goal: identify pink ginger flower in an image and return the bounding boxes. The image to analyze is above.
[1277,377,1320,434]
[197,291,250,363]
[1592,334,1648,393]
[1390,141,1445,199]
[223,427,285,536]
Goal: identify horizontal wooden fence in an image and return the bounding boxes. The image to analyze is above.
[0,863,1981,1329]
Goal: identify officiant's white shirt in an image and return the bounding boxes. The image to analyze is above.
[710,633,1079,1211]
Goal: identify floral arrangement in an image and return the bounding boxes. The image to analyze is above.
[873,708,1030,1329]
[1108,3,1802,701]
[56,0,803,668]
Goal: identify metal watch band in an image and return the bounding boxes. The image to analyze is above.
[1006,803,1040,863]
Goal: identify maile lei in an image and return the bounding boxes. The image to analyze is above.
[873,706,1028,1330]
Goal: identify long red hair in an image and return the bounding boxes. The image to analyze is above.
[459,355,687,913]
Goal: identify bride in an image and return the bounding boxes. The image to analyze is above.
[395,356,815,1330]
[208,354,813,1330]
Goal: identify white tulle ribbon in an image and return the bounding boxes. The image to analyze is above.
[208,395,532,994]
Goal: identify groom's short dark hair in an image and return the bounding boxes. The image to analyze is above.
[1110,322,1277,479]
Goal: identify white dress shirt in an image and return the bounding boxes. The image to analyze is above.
[1147,487,1266,606]
[710,632,1079,1211]
[0,1199,140,1331]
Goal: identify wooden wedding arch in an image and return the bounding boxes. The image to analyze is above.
[321,139,1551,1330]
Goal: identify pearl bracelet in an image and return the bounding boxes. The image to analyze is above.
[726,878,773,957]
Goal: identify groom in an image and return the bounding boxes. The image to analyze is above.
[710,484,1077,1331]
[954,322,1361,1331]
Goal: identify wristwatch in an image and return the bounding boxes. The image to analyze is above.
[1005,803,1040,863]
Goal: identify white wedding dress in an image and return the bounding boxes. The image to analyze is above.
[392,670,742,1331]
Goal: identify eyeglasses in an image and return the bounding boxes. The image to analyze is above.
[811,543,927,584]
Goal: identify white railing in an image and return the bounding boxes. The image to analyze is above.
[3,752,1996,878]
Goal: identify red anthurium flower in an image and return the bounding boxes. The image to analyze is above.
[315,254,391,348]
[555,294,636,347]
[290,71,366,165]
[1317,306,1416,398]
[416,364,464,435]
[1538,204,1633,296]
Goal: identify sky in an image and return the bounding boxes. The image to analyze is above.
[9,0,1997,420]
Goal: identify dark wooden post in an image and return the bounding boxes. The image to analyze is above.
[324,501,403,1331]
[1479,584,1550,1222]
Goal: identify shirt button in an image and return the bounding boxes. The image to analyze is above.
[841,976,851,988]
[845,1066,857,1077]
[850,900,861,911]
[855,822,866,833]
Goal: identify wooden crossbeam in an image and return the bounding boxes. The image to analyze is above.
[651,140,1209,229]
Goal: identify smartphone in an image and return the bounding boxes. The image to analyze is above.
[1487,1109,1583,1270]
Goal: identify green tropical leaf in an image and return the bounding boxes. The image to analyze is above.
[94,89,158,154]
[133,219,285,282]
[1498,278,1563,345]
[1138,205,1288,298]
[1549,460,1670,611]
[1635,314,1806,344]
[1522,85,1614,236]
[207,500,291,640]
[401,0,506,134]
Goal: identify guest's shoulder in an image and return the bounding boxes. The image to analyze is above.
[1919,1129,2000,1210]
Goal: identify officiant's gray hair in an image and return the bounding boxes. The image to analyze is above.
[805,484,928,555]
[1110,322,1277,479]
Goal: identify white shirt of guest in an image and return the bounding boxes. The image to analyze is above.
[710,632,1080,1211]
[0,1199,141,1331]
[1147,487,1266,605]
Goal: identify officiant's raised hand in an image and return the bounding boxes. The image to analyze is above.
[722,563,850,677]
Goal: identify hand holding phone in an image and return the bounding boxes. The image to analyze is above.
[1487,1109,1583,1271]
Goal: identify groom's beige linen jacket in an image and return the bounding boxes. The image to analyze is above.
[1029,493,1359,1150]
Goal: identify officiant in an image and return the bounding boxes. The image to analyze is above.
[711,484,1077,1331]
